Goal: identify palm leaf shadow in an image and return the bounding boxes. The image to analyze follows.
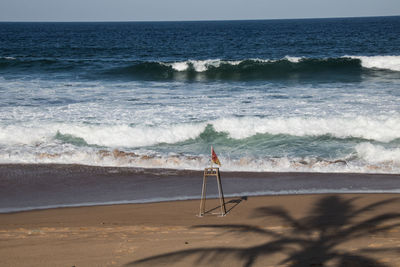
[126,195,400,267]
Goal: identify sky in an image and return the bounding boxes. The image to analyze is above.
[0,0,399,22]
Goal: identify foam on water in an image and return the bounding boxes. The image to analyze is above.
[164,57,312,73]
[356,143,400,164]
[1,146,399,173]
[2,57,16,60]
[165,59,242,72]
[1,115,400,173]
[347,55,400,71]
[0,122,207,147]
[212,116,400,142]
[159,56,400,73]
[284,56,303,63]
[1,116,399,148]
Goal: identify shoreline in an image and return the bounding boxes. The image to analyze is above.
[2,162,400,175]
[4,190,400,215]
[1,163,400,213]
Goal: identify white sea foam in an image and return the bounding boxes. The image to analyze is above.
[0,122,207,147]
[166,59,242,72]
[284,56,303,63]
[165,58,292,72]
[0,125,51,145]
[1,116,399,148]
[356,143,400,164]
[59,123,207,147]
[1,116,400,173]
[212,116,400,142]
[167,59,224,72]
[1,147,399,173]
[168,61,189,71]
[163,56,400,73]
[346,55,400,72]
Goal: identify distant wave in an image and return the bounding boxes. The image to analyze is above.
[0,57,82,73]
[0,57,59,67]
[108,57,362,81]
[2,56,399,81]
[107,56,400,81]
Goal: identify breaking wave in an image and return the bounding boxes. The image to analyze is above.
[3,55,399,81]
[347,55,400,72]
[211,116,400,142]
[1,116,400,148]
[356,143,400,164]
[1,116,400,173]
[1,145,400,174]
[108,56,400,81]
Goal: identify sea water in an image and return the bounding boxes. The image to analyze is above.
[1,17,400,173]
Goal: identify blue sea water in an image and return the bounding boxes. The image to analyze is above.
[0,16,400,173]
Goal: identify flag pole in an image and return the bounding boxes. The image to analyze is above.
[210,146,213,168]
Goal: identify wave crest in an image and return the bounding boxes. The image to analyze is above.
[112,57,364,81]
[356,143,400,164]
[347,55,400,72]
[1,116,400,173]
[2,55,399,81]
[212,116,400,142]
[1,116,399,150]
[107,56,400,81]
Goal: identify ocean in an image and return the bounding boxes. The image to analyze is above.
[1,16,400,174]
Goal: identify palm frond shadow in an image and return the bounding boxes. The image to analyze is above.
[127,196,400,267]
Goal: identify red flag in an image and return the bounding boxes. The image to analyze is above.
[211,146,221,166]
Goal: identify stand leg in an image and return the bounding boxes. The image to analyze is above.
[216,171,226,216]
[199,174,207,216]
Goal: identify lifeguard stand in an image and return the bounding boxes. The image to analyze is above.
[199,167,226,217]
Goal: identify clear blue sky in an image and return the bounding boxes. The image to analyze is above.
[0,0,399,22]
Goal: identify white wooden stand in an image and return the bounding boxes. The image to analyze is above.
[199,167,226,217]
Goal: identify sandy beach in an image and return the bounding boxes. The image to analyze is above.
[1,193,400,267]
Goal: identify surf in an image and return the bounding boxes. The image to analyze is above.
[105,56,400,81]
[2,55,399,81]
[1,116,400,148]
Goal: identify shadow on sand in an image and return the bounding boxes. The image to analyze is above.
[127,195,400,267]
[201,196,248,216]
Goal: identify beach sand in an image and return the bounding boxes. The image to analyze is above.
[1,193,400,267]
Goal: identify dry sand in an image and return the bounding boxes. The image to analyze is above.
[1,193,400,267]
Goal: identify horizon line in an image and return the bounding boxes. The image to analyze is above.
[0,14,398,23]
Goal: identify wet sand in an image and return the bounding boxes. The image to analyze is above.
[1,193,400,267]
[1,164,400,213]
